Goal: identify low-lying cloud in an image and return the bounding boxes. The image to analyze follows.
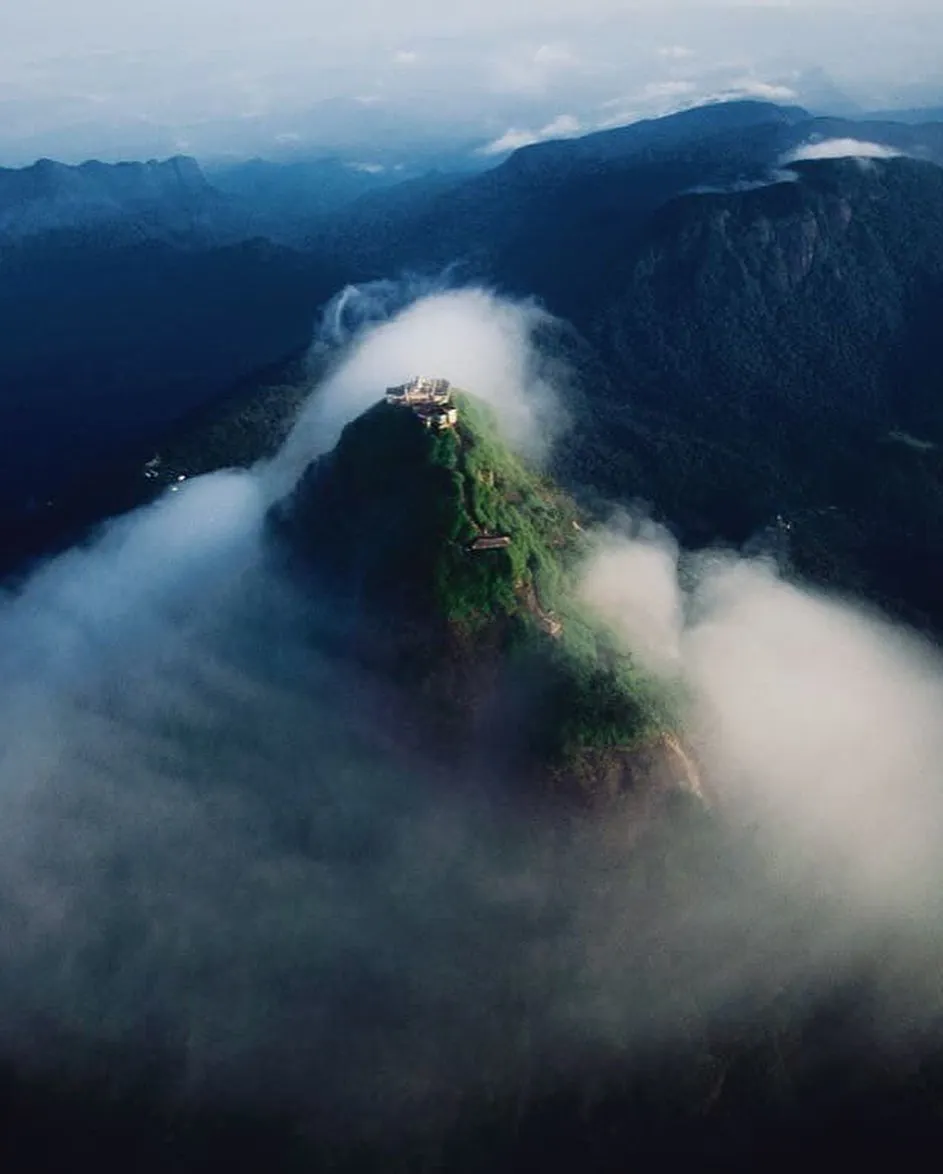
[783,137,903,163]
[0,495,912,1136]
[271,283,568,496]
[686,168,800,197]
[580,521,943,939]
[0,285,586,1128]
[3,288,943,1147]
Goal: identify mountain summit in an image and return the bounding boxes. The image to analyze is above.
[274,382,696,805]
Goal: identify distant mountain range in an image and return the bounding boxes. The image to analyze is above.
[0,155,233,243]
[5,100,942,253]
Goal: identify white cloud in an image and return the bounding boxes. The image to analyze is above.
[727,77,799,102]
[686,169,801,195]
[595,74,798,132]
[783,137,902,162]
[594,78,707,130]
[347,160,386,173]
[275,284,566,487]
[393,49,419,66]
[686,78,800,109]
[534,43,576,67]
[595,107,642,130]
[478,113,582,156]
[580,526,943,918]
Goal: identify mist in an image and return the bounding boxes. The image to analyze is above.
[580,524,943,986]
[4,285,943,1144]
[0,286,592,1132]
[784,137,903,163]
[270,284,567,497]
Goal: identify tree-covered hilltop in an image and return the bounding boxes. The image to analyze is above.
[282,391,576,623]
[275,390,681,792]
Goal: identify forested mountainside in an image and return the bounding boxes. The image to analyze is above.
[559,157,943,628]
[321,101,943,321]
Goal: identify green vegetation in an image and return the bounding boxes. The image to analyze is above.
[285,391,578,627]
[442,392,577,622]
[280,390,676,764]
[510,610,677,762]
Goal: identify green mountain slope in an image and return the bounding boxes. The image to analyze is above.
[275,389,684,801]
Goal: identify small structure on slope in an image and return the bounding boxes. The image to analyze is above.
[467,534,512,552]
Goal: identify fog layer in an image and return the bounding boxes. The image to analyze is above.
[1,290,943,1137]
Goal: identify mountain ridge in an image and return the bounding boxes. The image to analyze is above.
[0,154,231,242]
[320,101,943,328]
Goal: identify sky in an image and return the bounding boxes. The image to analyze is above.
[1,0,942,164]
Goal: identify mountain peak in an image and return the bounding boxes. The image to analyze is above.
[279,385,578,628]
[274,388,690,804]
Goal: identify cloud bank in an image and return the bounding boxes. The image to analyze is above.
[783,137,902,163]
[0,289,582,1126]
[580,522,943,937]
[3,288,943,1148]
[0,288,806,1137]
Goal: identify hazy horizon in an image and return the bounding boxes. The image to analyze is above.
[2,0,943,166]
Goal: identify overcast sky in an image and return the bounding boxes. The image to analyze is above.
[1,0,942,164]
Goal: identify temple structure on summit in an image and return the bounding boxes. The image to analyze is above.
[385,376,459,431]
